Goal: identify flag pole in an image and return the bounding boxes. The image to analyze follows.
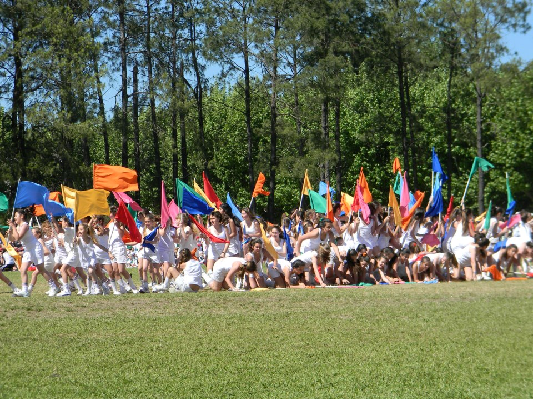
[298,192,304,211]
[460,174,472,209]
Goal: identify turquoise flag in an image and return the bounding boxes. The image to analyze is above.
[308,190,326,213]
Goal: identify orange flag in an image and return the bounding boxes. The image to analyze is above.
[392,158,401,173]
[340,192,354,215]
[388,186,402,227]
[93,164,139,192]
[401,191,425,230]
[252,172,270,197]
[301,169,312,196]
[326,182,334,222]
[358,167,372,203]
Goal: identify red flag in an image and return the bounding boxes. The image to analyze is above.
[499,213,521,229]
[358,167,372,203]
[326,182,334,222]
[421,233,440,247]
[161,181,170,228]
[252,172,270,197]
[115,200,142,243]
[203,171,222,208]
[188,215,229,243]
[444,196,454,222]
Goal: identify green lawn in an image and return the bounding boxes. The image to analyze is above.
[0,273,531,399]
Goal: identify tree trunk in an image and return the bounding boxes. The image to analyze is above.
[268,16,279,222]
[396,45,410,184]
[146,0,162,189]
[476,81,485,213]
[334,99,342,201]
[321,99,329,183]
[91,26,109,164]
[404,72,418,189]
[292,45,304,158]
[445,45,455,200]
[171,2,179,184]
[132,62,141,200]
[12,6,26,179]
[243,15,254,194]
[119,0,129,167]
[179,60,188,185]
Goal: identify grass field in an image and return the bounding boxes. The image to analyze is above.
[0,273,532,399]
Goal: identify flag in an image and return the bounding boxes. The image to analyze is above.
[444,196,454,222]
[161,181,171,228]
[283,226,294,261]
[168,199,182,227]
[61,185,77,210]
[421,233,440,247]
[499,213,521,229]
[351,184,360,213]
[176,178,202,208]
[45,198,74,224]
[340,192,354,215]
[392,158,401,174]
[252,172,270,197]
[74,189,110,220]
[32,205,46,216]
[308,190,326,213]
[431,148,447,180]
[318,181,335,198]
[484,200,492,231]
[193,179,216,208]
[475,212,487,223]
[301,169,312,196]
[357,183,371,224]
[326,182,334,222]
[0,231,21,267]
[506,173,514,209]
[393,172,401,195]
[203,172,222,208]
[388,186,402,227]
[401,191,425,230]
[49,192,60,202]
[115,200,142,243]
[226,193,244,222]
[142,228,158,252]
[425,178,443,217]
[469,157,494,179]
[127,204,137,219]
[188,215,229,243]
[93,164,139,192]
[358,167,372,203]
[113,192,142,212]
[399,172,410,218]
[14,181,49,209]
[182,188,214,215]
[259,222,279,260]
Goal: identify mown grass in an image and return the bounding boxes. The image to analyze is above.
[0,273,531,399]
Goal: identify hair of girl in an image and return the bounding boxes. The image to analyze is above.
[356,244,367,254]
[292,259,306,270]
[474,235,490,248]
[368,202,377,216]
[303,220,314,231]
[317,244,331,264]
[15,207,33,221]
[414,208,425,221]
[304,209,315,221]
[210,210,223,223]
[178,248,192,264]
[462,208,473,234]
[241,208,254,218]
[520,210,530,223]
[333,202,341,214]
[346,249,358,268]
[61,215,74,227]
[450,207,461,221]
[358,255,371,265]
[400,248,411,256]
[145,213,155,221]
[244,260,257,273]
[282,217,291,229]
[32,227,43,238]
[267,224,280,234]
[505,243,518,254]
[381,247,394,257]
[109,205,118,214]
[492,206,503,216]
[248,238,263,252]
[408,242,420,254]
[446,252,458,267]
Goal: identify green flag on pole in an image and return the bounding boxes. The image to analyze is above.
[506,173,514,210]
[469,157,495,179]
[483,200,492,231]
[308,190,327,213]
[0,192,8,212]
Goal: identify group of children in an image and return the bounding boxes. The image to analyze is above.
[1,199,532,297]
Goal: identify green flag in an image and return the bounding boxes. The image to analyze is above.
[176,178,203,208]
[308,190,326,213]
[483,200,492,231]
[0,192,8,212]
[506,173,514,210]
[127,204,137,220]
[393,172,401,196]
[469,157,494,179]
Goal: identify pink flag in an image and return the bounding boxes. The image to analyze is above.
[421,233,440,247]
[357,183,370,224]
[113,191,143,212]
[499,213,521,229]
[399,171,410,218]
[168,199,182,227]
[161,181,170,229]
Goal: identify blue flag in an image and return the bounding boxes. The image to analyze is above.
[431,148,448,181]
[14,181,49,209]
[226,193,244,222]
[45,199,74,224]
[318,181,335,198]
[142,228,158,252]
[425,179,443,217]
[182,188,214,215]
[283,226,294,261]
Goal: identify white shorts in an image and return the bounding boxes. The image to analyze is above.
[268,259,291,278]
[110,245,129,265]
[174,275,201,292]
[44,256,55,272]
[158,249,175,264]
[207,243,225,261]
[54,253,68,265]
[23,245,44,266]
[66,252,81,268]
[142,247,160,264]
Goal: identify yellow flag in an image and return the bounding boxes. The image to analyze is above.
[388,186,403,227]
[61,185,77,210]
[474,211,486,223]
[75,189,110,220]
[193,179,216,208]
[259,223,279,261]
[340,192,354,215]
[301,169,312,196]
[0,232,21,267]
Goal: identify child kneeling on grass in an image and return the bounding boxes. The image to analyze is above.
[203,257,257,291]
[157,249,203,293]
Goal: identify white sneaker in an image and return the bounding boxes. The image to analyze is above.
[12,288,23,297]
[28,285,34,294]
[101,284,110,295]
[113,290,122,295]
[21,290,31,298]
[82,288,91,296]
[46,288,56,297]
[92,286,102,295]
[151,284,160,293]
[57,289,71,297]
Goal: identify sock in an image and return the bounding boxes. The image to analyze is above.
[22,283,28,293]
[127,277,137,290]
[163,277,170,288]
[48,279,57,289]
[86,279,92,293]
[28,284,34,291]
[110,279,119,293]
[73,277,82,291]
[202,272,213,285]
[8,282,15,291]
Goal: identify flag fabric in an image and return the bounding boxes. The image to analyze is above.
[493,240,507,252]
[308,190,326,213]
[399,172,410,218]
[193,179,216,208]
[351,184,360,213]
[113,192,143,212]
[318,181,335,198]
[393,172,401,195]
[182,189,214,215]
[188,215,229,243]
[357,183,371,224]
[340,192,354,215]
[93,164,139,192]
[484,200,492,231]
[168,199,182,227]
[475,212,487,223]
[388,186,402,227]
[421,233,440,247]
[32,205,46,216]
[401,191,425,230]
[326,183,334,222]
[142,228,158,252]
[358,168,372,203]
[115,200,142,243]
[301,169,312,196]
[61,185,77,210]
[283,226,294,261]
[469,157,494,179]
[49,192,60,202]
[203,172,222,208]
[444,196,454,222]
[252,172,270,197]
[45,198,74,222]
[176,178,202,208]
[127,204,137,220]
[506,173,514,210]
[499,213,521,229]
[259,222,279,260]
[74,189,110,220]
[0,232,21,267]
[161,181,171,228]
[14,181,49,209]
[226,193,244,222]
[392,158,401,174]
[425,179,443,217]
[431,148,447,180]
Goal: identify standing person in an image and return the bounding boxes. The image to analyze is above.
[139,213,160,293]
[92,215,120,295]
[28,226,60,295]
[158,216,176,284]
[108,206,138,294]
[206,211,230,274]
[240,208,261,255]
[220,204,242,257]
[76,223,109,295]
[8,208,58,297]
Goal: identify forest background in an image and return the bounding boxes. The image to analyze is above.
[0,0,532,222]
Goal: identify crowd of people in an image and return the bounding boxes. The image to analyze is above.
[1,199,532,297]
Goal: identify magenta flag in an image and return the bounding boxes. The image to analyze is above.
[399,171,410,218]
[168,199,182,227]
[357,183,371,224]
[113,191,143,212]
